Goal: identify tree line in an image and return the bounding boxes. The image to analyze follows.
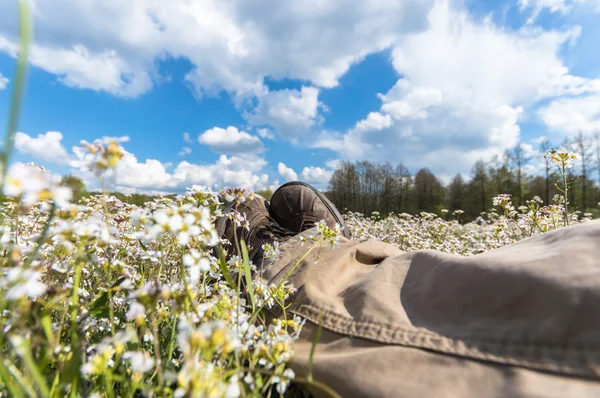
[326,133,600,221]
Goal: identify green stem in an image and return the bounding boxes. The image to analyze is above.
[0,359,31,398]
[105,370,115,398]
[249,239,322,324]
[1,0,31,193]
[10,337,50,397]
[562,166,569,226]
[107,285,116,339]
[166,315,178,366]
[151,319,164,386]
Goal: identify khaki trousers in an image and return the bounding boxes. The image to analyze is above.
[258,220,600,398]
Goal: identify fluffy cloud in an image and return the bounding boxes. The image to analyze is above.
[15,131,71,164]
[316,1,600,177]
[0,38,151,98]
[14,131,272,193]
[353,112,393,134]
[78,151,271,193]
[245,87,322,138]
[182,132,192,143]
[0,0,433,98]
[390,4,590,104]
[379,83,443,120]
[277,163,298,182]
[198,126,264,154]
[300,166,333,187]
[0,72,8,90]
[538,94,600,135]
[277,163,333,188]
[173,155,269,190]
[110,149,175,189]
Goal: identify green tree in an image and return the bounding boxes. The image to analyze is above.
[60,175,87,202]
[256,189,273,201]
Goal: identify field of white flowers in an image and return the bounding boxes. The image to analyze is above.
[0,134,592,397]
[0,141,313,397]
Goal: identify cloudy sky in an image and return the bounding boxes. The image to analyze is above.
[0,0,599,193]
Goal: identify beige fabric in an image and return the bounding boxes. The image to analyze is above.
[258,220,600,398]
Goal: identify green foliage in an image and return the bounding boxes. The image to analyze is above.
[60,175,87,201]
[256,189,273,200]
[0,192,339,397]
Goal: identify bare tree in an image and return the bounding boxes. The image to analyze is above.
[414,168,443,212]
[539,138,552,204]
[448,173,466,212]
[510,144,531,208]
[471,160,488,213]
[328,161,360,212]
[395,163,412,213]
[574,132,593,211]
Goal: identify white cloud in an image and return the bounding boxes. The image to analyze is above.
[173,155,270,191]
[0,38,151,98]
[353,112,393,133]
[15,131,71,164]
[110,149,175,189]
[276,163,332,189]
[316,1,600,177]
[198,126,264,154]
[379,82,443,120]
[518,0,600,23]
[0,72,8,90]
[245,86,322,138]
[74,148,271,192]
[178,147,192,156]
[12,131,273,193]
[0,0,433,98]
[300,166,332,187]
[538,94,600,135]
[277,163,298,182]
[183,132,192,143]
[390,3,591,105]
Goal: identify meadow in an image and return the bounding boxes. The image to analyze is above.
[0,137,590,397]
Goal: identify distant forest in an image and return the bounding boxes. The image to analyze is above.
[326,133,600,222]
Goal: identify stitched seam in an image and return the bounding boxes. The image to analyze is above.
[294,303,597,348]
[292,303,600,378]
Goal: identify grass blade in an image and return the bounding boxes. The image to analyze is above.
[0,360,28,398]
[217,246,236,290]
[1,0,31,191]
[240,238,256,311]
[9,336,50,397]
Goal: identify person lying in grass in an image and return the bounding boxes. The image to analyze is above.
[216,180,600,398]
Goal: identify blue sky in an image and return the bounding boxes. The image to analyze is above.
[0,0,599,193]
